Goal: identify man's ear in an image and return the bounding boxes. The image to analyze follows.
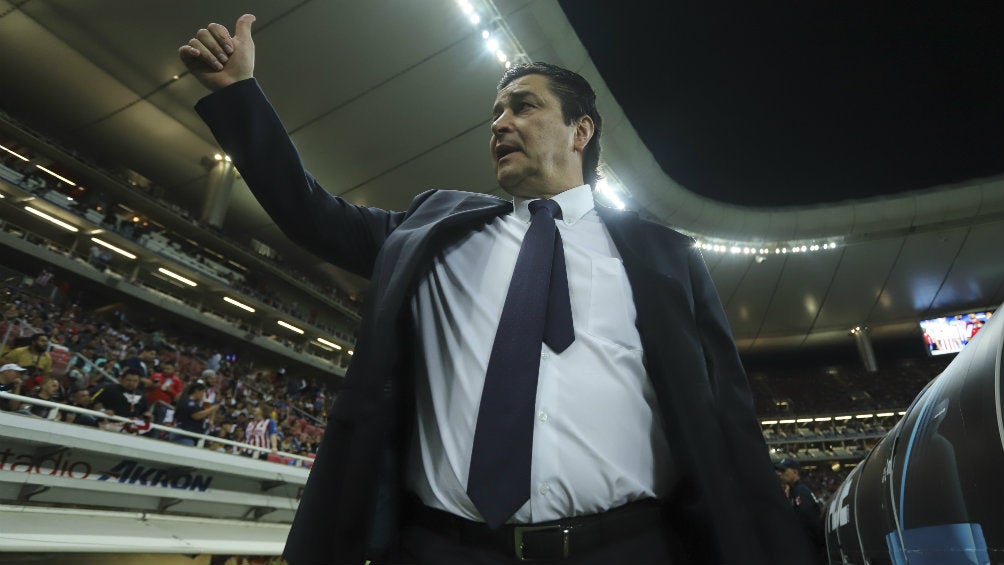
[573,115,595,153]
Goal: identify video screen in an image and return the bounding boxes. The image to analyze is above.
[919,310,994,356]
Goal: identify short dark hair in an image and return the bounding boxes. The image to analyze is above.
[498,62,603,188]
[774,457,801,471]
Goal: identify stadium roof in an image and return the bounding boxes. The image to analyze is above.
[560,0,1004,207]
[0,0,1001,357]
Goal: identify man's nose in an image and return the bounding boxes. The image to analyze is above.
[491,112,512,135]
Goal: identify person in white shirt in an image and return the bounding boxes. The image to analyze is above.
[179,14,813,565]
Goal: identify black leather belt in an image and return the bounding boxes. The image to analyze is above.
[410,498,665,562]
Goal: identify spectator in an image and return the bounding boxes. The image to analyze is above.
[245,404,279,459]
[121,344,157,382]
[0,363,28,411]
[62,387,100,427]
[91,368,151,420]
[206,351,221,372]
[776,457,826,563]
[146,360,184,423]
[201,369,220,405]
[67,343,98,380]
[234,410,249,432]
[92,349,122,381]
[230,425,249,456]
[1,333,53,390]
[171,380,221,446]
[26,375,62,418]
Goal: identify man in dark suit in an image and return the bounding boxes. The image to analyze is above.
[180,14,815,565]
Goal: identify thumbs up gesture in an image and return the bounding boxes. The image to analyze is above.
[178,14,256,92]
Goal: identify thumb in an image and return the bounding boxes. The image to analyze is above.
[235,13,256,40]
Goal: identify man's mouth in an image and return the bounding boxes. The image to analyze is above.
[495,144,520,161]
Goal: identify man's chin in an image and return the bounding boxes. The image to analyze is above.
[496,173,522,194]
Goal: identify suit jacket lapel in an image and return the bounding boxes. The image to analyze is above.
[371,192,511,318]
[384,192,509,275]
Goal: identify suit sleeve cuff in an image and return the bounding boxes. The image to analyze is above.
[193,77,263,121]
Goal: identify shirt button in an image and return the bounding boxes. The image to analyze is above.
[538,411,549,423]
[540,352,549,359]
[538,483,550,495]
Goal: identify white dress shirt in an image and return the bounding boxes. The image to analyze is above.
[406,184,675,523]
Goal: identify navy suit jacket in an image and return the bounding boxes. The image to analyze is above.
[197,79,815,565]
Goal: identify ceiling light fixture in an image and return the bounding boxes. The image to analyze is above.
[24,206,78,232]
[157,267,197,286]
[35,165,76,186]
[277,320,304,334]
[1,144,29,162]
[90,237,137,259]
[223,296,256,312]
[316,338,342,350]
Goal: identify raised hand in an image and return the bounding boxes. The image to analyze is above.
[178,14,256,92]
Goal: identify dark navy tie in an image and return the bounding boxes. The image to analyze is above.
[467,198,574,529]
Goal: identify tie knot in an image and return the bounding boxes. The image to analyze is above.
[528,198,561,220]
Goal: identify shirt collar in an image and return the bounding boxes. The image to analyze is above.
[512,184,594,225]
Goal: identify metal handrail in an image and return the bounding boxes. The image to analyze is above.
[66,350,119,384]
[0,391,313,464]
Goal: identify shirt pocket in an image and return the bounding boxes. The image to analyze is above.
[584,258,642,351]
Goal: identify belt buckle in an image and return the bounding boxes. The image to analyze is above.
[513,524,571,561]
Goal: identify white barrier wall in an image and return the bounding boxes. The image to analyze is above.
[0,402,309,555]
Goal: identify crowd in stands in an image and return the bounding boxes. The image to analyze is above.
[1,262,960,469]
[0,117,362,325]
[1,178,358,364]
[748,354,951,417]
[0,281,330,466]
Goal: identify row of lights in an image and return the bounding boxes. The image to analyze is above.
[456,0,528,68]
[696,241,841,255]
[13,196,354,358]
[761,412,904,425]
[2,143,80,187]
[274,320,352,356]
